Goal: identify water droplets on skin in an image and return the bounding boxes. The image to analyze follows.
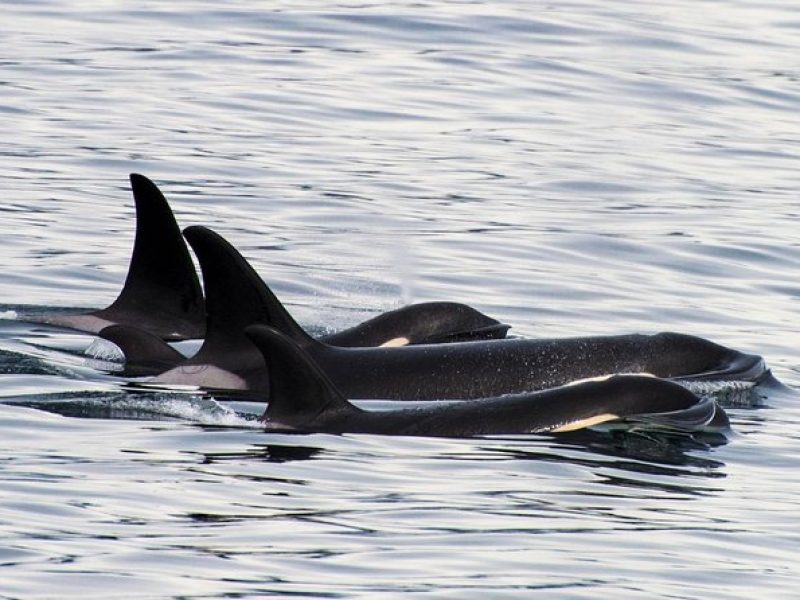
[2,0,800,598]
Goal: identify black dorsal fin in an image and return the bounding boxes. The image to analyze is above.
[92,174,205,339]
[181,226,317,371]
[245,324,357,426]
[99,324,186,376]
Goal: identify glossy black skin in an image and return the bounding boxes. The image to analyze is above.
[100,300,510,378]
[147,226,766,400]
[305,330,765,400]
[246,325,724,438]
[321,302,509,347]
[30,174,205,340]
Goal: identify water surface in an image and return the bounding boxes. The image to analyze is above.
[1,1,799,597]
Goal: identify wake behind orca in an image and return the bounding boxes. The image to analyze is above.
[242,324,729,437]
[135,225,767,399]
[24,174,508,347]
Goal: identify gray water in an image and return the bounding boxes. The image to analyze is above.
[1,1,799,597]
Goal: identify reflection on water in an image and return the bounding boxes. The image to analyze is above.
[203,443,325,464]
[0,348,70,377]
[488,430,728,475]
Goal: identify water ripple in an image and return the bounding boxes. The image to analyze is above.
[1,0,799,597]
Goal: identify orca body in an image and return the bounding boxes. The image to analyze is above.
[143,226,767,399]
[101,299,509,377]
[243,324,728,437]
[321,301,510,347]
[29,174,206,340]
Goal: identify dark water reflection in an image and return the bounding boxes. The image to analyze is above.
[487,431,728,476]
[202,443,325,464]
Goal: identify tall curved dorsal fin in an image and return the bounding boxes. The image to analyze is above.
[92,174,205,339]
[32,174,205,340]
[180,226,318,374]
[99,173,205,338]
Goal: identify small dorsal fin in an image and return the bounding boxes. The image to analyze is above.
[93,174,205,339]
[99,324,186,376]
[245,324,357,426]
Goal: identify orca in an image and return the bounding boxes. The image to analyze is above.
[100,298,509,376]
[320,301,510,347]
[241,324,729,437]
[30,174,206,340]
[140,225,767,399]
[29,174,508,347]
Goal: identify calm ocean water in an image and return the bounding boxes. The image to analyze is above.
[1,1,799,597]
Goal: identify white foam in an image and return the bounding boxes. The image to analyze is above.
[0,310,18,319]
[675,379,759,406]
[677,379,755,394]
[93,395,263,428]
[84,338,125,361]
[155,398,261,427]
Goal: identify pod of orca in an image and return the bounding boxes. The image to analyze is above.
[22,174,775,438]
